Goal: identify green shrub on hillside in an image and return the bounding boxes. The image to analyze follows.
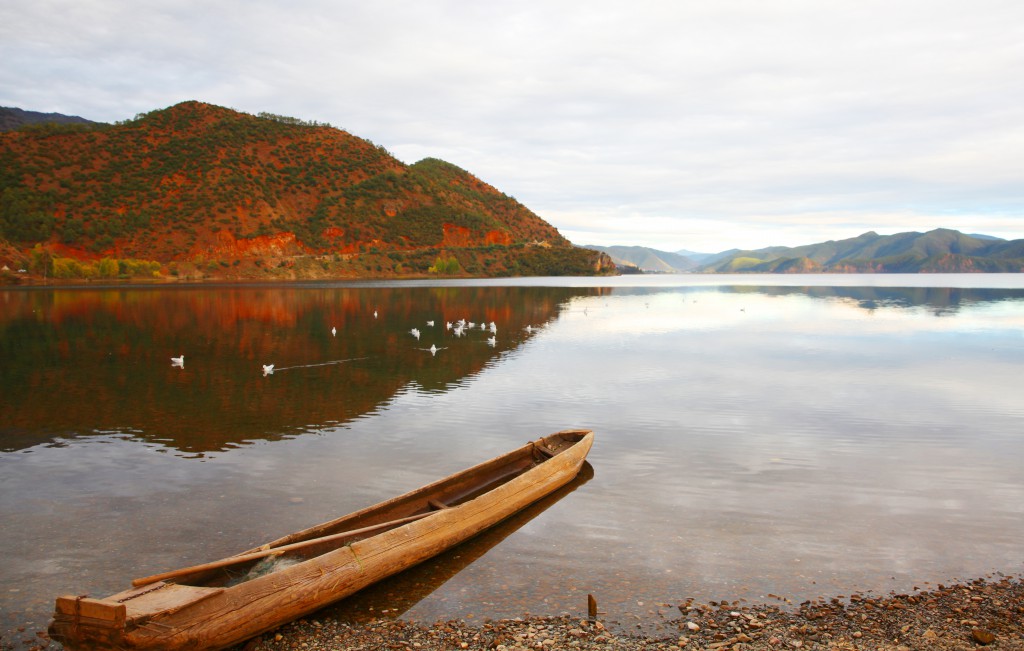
[49,255,162,279]
[429,255,461,275]
[97,257,119,277]
[0,188,55,241]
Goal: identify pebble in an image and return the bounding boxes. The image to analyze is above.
[239,576,1024,651]
[972,628,996,645]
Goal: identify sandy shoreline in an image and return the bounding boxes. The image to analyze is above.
[238,575,1023,651]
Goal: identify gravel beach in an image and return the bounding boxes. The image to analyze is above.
[3,575,1020,650]
[241,575,1023,651]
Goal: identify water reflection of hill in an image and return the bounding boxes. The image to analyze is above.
[0,285,598,454]
[722,285,1024,313]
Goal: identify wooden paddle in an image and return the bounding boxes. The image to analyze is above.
[131,511,437,588]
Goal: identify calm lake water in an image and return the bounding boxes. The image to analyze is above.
[2,274,1024,646]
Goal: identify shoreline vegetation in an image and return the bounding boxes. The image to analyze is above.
[5,262,1024,287]
[0,244,616,286]
[232,574,1023,651]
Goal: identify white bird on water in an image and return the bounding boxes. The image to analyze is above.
[410,328,421,340]
[262,364,275,375]
[487,336,496,347]
[171,354,184,367]
[426,320,434,327]
[332,326,337,336]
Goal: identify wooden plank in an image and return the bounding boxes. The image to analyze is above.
[54,596,127,626]
[119,584,224,619]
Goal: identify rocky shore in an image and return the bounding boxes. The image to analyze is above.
[242,576,1023,651]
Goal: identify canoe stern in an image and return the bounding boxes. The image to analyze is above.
[50,596,128,650]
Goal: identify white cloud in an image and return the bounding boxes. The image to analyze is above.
[3,0,1024,252]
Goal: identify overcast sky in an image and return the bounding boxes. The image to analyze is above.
[3,1,1023,252]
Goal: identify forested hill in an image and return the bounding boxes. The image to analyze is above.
[700,229,1024,273]
[0,101,612,281]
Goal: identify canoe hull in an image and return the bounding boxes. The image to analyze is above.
[49,429,593,650]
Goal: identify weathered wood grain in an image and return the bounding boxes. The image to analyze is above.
[49,429,594,651]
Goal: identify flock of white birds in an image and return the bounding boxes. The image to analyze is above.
[411,318,501,357]
[171,312,538,373]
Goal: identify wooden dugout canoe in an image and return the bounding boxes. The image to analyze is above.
[49,429,594,651]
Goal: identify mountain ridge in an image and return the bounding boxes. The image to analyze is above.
[701,228,1024,273]
[0,101,613,281]
[581,244,704,273]
[0,106,101,132]
[589,229,1019,272]
[586,229,1024,273]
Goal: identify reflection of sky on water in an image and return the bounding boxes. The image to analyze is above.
[3,278,1024,644]
[573,288,1024,336]
[439,285,1024,621]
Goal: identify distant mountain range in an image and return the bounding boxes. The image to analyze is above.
[581,245,734,272]
[0,102,612,281]
[0,106,100,132]
[586,228,1024,273]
